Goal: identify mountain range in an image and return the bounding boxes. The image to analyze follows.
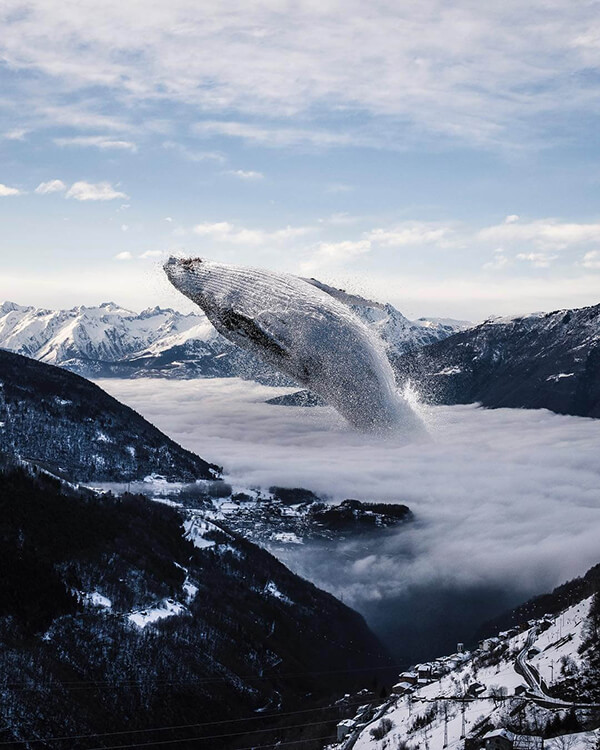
[0,295,469,381]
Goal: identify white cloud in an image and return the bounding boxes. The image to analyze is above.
[121,224,129,232]
[581,250,600,269]
[35,179,66,194]
[194,121,362,149]
[114,251,133,260]
[478,219,600,251]
[516,252,558,267]
[504,214,520,224]
[2,129,27,140]
[162,141,225,163]
[165,217,173,222]
[139,250,164,259]
[66,181,128,201]
[225,169,264,180]
[5,2,600,148]
[192,221,312,246]
[366,222,455,247]
[326,183,354,194]
[0,183,23,196]
[54,135,137,151]
[303,240,372,272]
[483,250,509,271]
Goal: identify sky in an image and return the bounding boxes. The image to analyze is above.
[1,0,600,320]
[99,377,600,655]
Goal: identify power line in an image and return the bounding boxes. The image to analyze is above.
[87,735,337,750]
[3,662,406,692]
[80,719,337,750]
[0,699,366,746]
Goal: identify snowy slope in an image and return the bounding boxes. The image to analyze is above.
[304,279,471,355]
[334,597,599,750]
[0,293,470,380]
[393,302,600,418]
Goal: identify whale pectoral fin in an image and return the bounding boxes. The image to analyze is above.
[220,309,289,360]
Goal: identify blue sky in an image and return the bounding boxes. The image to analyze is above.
[1,0,600,320]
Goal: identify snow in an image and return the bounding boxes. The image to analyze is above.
[529,598,592,686]
[128,599,187,628]
[183,516,217,549]
[263,580,293,605]
[80,591,112,609]
[547,373,575,381]
[183,580,198,604]
[271,532,304,544]
[150,496,183,508]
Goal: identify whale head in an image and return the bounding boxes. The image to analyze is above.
[164,256,206,303]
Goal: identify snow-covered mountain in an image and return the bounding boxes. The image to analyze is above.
[304,279,471,354]
[0,294,470,381]
[0,349,219,481]
[393,302,600,418]
[0,461,392,748]
[330,564,600,750]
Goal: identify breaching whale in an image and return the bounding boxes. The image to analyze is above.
[164,256,422,432]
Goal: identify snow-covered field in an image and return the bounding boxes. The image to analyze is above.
[99,377,600,615]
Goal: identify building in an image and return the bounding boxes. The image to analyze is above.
[479,729,544,750]
[391,681,414,696]
[466,682,486,697]
[398,671,418,685]
[480,637,501,652]
[482,728,516,749]
[336,719,356,742]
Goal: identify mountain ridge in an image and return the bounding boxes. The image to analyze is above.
[0,349,220,482]
[392,301,600,418]
[0,294,469,381]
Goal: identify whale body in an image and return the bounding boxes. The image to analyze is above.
[164,256,422,432]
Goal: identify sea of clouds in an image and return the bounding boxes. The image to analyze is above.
[99,377,600,656]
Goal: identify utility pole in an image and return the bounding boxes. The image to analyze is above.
[443,701,449,748]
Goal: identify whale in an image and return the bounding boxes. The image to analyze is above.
[164,256,423,432]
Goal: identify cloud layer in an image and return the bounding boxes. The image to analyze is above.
[99,377,600,613]
[3,1,600,148]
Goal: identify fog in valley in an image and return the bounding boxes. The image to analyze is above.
[100,377,600,660]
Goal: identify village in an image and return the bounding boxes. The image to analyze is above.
[332,600,599,750]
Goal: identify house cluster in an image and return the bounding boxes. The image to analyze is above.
[391,650,472,696]
[466,728,544,749]
[335,701,374,742]
[336,613,557,746]
[479,614,553,653]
